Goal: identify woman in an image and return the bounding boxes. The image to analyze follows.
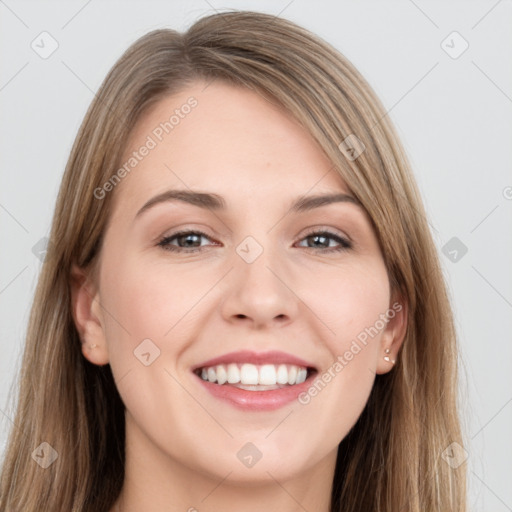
[0,10,467,512]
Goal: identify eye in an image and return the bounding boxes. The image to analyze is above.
[295,229,352,253]
[157,228,352,254]
[157,230,216,253]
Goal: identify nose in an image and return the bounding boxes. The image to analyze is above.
[220,243,299,329]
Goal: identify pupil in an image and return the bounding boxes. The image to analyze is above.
[312,235,326,247]
[183,234,199,246]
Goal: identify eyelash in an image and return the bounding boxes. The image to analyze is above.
[156,228,352,254]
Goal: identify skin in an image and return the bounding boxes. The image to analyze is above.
[71,80,407,512]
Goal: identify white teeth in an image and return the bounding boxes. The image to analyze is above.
[287,365,297,385]
[207,367,216,383]
[197,363,310,386]
[227,363,240,384]
[216,365,228,385]
[240,363,259,385]
[276,364,288,384]
[296,368,307,384]
[259,364,276,385]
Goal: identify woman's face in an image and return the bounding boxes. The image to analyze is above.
[76,80,406,485]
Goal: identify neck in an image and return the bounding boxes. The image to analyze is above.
[114,470,334,512]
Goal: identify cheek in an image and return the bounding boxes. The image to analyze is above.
[100,254,197,341]
[98,257,198,425]
[306,259,390,348]
[295,259,389,423]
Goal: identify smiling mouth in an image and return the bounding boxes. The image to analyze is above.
[193,362,317,390]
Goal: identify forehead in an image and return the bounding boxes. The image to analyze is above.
[112,80,350,215]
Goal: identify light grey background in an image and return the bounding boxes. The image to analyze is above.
[1,1,511,510]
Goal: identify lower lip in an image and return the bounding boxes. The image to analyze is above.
[193,371,317,411]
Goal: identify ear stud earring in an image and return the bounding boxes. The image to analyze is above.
[383,348,395,364]
[89,344,98,349]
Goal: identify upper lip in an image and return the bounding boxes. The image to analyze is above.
[191,350,318,372]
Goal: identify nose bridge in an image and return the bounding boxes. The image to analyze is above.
[222,233,298,325]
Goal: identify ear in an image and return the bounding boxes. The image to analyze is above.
[70,263,110,366]
[375,293,408,375]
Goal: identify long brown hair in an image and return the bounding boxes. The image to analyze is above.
[0,10,468,511]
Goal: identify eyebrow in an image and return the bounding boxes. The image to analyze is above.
[134,189,363,219]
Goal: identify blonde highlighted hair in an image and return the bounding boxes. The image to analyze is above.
[0,10,467,511]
